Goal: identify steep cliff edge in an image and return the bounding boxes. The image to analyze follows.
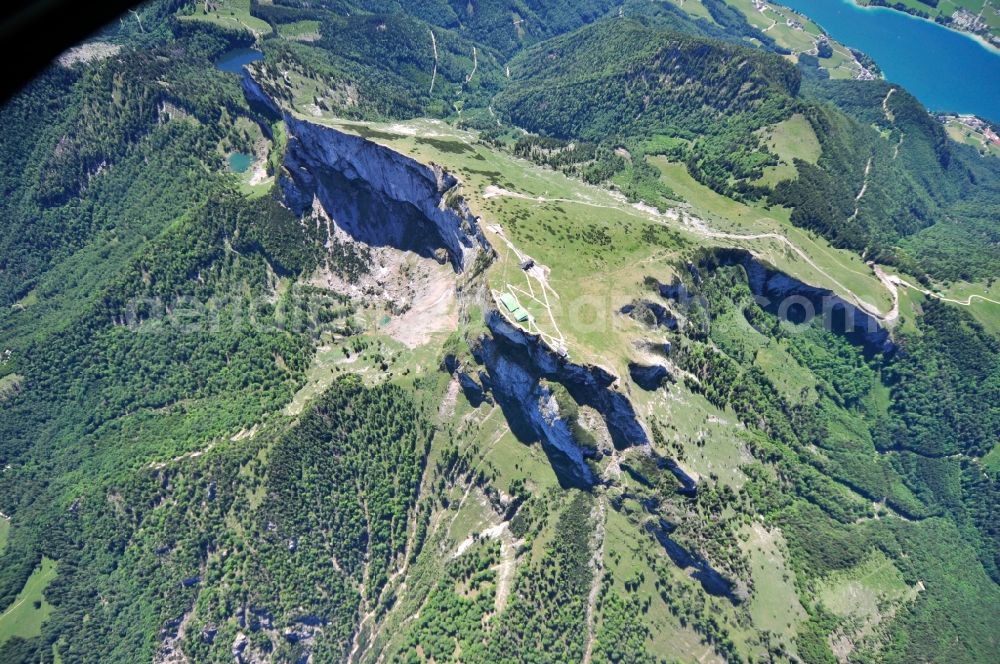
[280,113,489,272]
[270,109,649,489]
[241,73,281,126]
[742,255,895,354]
[659,249,895,354]
[468,311,651,487]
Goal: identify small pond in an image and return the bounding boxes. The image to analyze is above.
[228,152,253,173]
[215,48,263,74]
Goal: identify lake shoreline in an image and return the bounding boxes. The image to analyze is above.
[776,0,1000,122]
[850,0,1000,54]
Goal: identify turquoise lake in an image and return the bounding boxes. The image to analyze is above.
[215,48,264,74]
[228,152,253,173]
[778,0,1000,122]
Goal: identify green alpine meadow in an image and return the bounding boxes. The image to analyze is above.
[0,1,997,662]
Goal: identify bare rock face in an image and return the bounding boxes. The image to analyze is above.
[628,362,672,391]
[700,248,895,353]
[253,74,658,485]
[232,632,248,661]
[279,114,490,273]
[251,83,650,492]
[468,311,652,487]
[620,300,678,330]
[241,73,282,123]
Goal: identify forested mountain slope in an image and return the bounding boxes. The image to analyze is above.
[492,17,1000,281]
[0,1,997,663]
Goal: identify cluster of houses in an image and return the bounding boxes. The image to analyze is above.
[952,114,1000,148]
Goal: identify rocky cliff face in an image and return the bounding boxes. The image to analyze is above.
[628,362,672,391]
[669,249,895,354]
[263,90,649,489]
[241,73,281,125]
[280,114,489,272]
[471,311,650,487]
[741,255,894,354]
[621,300,678,330]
